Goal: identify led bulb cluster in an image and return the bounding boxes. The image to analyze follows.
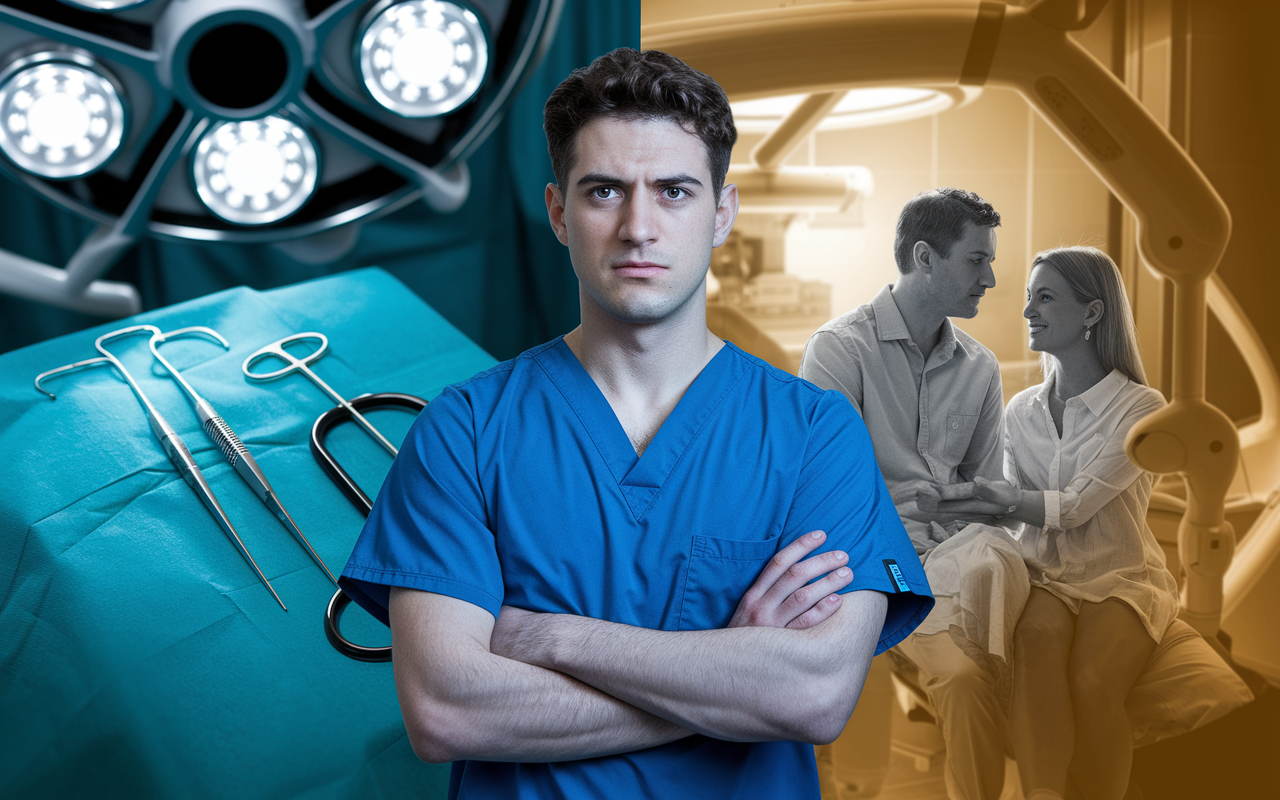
[357,0,488,118]
[0,59,125,179]
[192,116,319,225]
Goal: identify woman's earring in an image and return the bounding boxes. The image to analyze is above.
[1085,327,1091,341]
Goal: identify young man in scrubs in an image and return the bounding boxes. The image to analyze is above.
[340,48,932,799]
[799,188,1027,800]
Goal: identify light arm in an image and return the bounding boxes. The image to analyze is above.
[389,588,692,764]
[492,591,888,745]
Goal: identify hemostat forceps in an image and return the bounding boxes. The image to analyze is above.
[35,331,287,611]
[99,325,338,587]
[242,332,400,456]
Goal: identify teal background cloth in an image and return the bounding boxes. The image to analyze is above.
[0,268,499,798]
[0,0,640,360]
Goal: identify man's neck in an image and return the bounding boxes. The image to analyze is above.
[889,282,947,358]
[564,298,723,456]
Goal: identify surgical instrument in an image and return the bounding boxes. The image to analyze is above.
[35,336,287,611]
[98,325,338,587]
[312,391,427,663]
[242,332,399,456]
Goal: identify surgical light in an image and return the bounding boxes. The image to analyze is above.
[59,0,154,10]
[0,55,125,180]
[192,117,319,226]
[732,88,966,133]
[357,0,489,118]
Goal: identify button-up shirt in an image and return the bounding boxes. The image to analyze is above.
[1003,368,1178,641]
[799,284,1005,555]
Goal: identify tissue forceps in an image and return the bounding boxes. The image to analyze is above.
[242,332,399,456]
[98,325,338,587]
[35,333,286,611]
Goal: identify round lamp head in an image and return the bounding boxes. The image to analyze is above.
[357,0,489,118]
[0,55,126,180]
[192,116,320,226]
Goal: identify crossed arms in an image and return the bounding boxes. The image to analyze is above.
[390,532,888,764]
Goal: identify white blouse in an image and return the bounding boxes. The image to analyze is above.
[1004,369,1180,642]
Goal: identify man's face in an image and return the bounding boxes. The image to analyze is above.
[929,221,997,318]
[545,115,737,326]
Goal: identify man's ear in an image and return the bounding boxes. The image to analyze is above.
[712,183,739,247]
[912,240,933,273]
[545,183,569,246]
[1085,298,1105,327]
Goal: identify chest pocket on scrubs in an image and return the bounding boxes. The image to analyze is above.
[678,535,778,630]
[943,413,979,463]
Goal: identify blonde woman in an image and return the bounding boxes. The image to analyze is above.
[923,246,1178,800]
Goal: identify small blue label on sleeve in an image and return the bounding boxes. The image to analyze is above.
[883,559,910,593]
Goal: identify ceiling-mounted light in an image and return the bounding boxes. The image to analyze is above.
[732,87,974,133]
[356,0,489,118]
[0,53,126,180]
[58,0,154,10]
[191,116,319,226]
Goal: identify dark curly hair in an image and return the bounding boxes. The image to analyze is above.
[894,188,1001,274]
[543,48,737,195]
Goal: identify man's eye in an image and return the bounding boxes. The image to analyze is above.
[663,187,686,199]
[592,187,618,199]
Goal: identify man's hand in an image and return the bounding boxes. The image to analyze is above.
[727,530,852,630]
[915,477,1021,519]
[914,481,976,513]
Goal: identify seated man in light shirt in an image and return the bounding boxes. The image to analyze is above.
[800,188,1029,800]
[339,48,933,800]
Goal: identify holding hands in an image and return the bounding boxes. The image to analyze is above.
[915,476,1022,517]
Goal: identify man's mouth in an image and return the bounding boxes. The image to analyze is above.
[615,262,666,278]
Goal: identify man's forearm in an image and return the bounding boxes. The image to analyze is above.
[493,592,887,745]
[391,588,692,763]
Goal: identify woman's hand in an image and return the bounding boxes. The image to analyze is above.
[914,478,1021,518]
[971,476,1022,514]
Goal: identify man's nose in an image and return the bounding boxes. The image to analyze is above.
[980,261,996,288]
[619,196,655,243]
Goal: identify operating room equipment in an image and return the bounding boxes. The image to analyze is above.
[242,332,400,456]
[34,329,287,611]
[0,0,564,316]
[242,332,427,662]
[97,324,339,587]
[313,391,426,663]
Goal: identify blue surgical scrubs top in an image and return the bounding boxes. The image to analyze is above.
[341,338,932,800]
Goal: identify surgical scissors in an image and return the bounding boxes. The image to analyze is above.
[35,328,287,610]
[242,332,399,456]
[98,325,338,586]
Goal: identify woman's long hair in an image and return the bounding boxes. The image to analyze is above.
[1032,246,1148,386]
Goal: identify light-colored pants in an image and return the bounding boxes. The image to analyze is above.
[896,630,1010,800]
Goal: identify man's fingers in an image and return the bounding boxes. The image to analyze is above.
[779,566,853,622]
[748,530,827,598]
[767,549,849,609]
[936,482,976,501]
[785,593,843,630]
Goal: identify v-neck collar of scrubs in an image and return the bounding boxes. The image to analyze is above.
[537,336,747,520]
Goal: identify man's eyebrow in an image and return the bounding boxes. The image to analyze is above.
[576,172,621,186]
[655,173,704,187]
[573,172,705,187]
